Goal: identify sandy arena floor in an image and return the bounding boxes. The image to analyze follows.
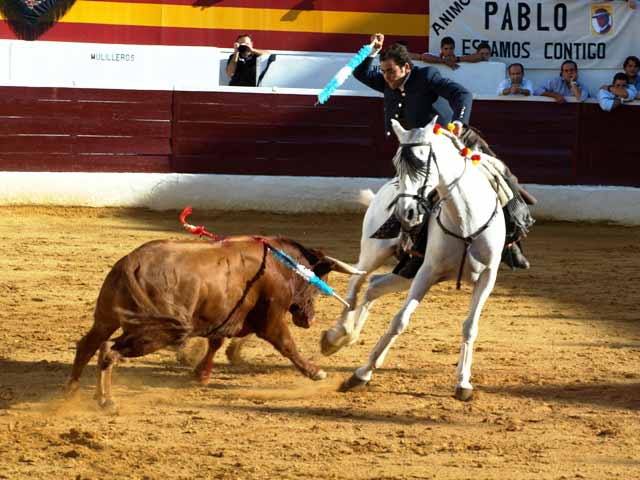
[0,206,639,479]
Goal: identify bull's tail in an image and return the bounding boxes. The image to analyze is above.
[116,308,193,348]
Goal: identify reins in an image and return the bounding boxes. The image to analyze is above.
[397,133,500,290]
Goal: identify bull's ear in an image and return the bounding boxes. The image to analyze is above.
[324,255,366,275]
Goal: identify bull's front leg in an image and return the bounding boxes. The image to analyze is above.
[259,320,326,381]
[194,337,225,385]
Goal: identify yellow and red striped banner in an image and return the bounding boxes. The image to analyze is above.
[0,0,430,52]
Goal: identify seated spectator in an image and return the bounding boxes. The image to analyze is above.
[623,55,640,99]
[497,63,534,96]
[535,60,589,103]
[226,34,270,87]
[598,73,637,111]
[409,36,484,70]
[476,42,492,62]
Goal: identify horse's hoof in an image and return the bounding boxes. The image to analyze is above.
[311,369,327,381]
[320,329,349,357]
[454,387,474,402]
[98,398,118,413]
[338,374,369,392]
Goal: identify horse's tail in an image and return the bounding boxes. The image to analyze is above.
[357,189,375,207]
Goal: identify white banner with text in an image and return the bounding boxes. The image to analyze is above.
[429,1,639,69]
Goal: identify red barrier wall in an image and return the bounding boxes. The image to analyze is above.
[0,86,638,187]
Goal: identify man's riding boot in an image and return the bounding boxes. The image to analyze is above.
[502,242,530,270]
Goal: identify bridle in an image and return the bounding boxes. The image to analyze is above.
[396,139,500,289]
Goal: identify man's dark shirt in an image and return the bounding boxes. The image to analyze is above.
[353,56,472,137]
[227,53,257,86]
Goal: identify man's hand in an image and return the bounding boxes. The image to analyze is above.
[233,42,240,53]
[370,33,384,51]
[452,121,464,137]
[443,56,460,70]
[509,85,520,95]
[555,93,567,104]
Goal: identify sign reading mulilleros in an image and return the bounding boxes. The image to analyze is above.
[429,0,638,68]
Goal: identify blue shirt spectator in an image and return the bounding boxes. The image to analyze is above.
[497,63,534,96]
[623,55,640,99]
[598,73,638,111]
[535,60,589,103]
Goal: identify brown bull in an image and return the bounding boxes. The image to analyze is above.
[66,235,357,408]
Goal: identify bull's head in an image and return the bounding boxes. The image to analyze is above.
[288,248,363,329]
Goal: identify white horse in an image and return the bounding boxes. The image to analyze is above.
[339,117,506,401]
[320,170,437,356]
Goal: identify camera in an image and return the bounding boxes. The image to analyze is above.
[238,44,251,55]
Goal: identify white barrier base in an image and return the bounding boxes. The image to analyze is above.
[0,172,638,225]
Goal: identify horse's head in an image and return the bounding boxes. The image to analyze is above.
[390,118,439,231]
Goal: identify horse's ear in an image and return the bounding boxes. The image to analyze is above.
[427,116,439,131]
[391,119,407,140]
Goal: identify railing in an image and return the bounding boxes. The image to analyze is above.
[0,86,638,187]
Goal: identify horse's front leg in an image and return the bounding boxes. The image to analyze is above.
[320,240,396,356]
[454,266,498,401]
[340,268,434,391]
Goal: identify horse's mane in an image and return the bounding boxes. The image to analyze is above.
[395,146,429,182]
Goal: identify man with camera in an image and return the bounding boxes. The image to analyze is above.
[226,34,270,87]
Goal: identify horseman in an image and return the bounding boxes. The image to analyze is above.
[353,33,532,273]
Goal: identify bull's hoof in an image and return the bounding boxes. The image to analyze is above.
[338,374,369,392]
[64,380,80,399]
[454,387,474,402]
[320,329,349,357]
[225,342,246,366]
[311,369,327,381]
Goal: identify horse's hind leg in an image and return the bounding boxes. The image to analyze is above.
[454,267,498,401]
[321,241,396,356]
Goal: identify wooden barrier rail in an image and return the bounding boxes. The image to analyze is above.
[0,86,638,187]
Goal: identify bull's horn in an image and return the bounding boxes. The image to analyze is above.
[325,256,366,275]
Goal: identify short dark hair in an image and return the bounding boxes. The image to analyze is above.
[623,55,639,68]
[236,33,252,41]
[380,43,412,67]
[613,72,629,84]
[477,41,491,52]
[441,36,455,48]
[508,63,525,75]
[561,60,578,72]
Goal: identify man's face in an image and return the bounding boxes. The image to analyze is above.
[596,13,609,28]
[624,60,639,79]
[237,36,253,48]
[380,59,411,89]
[508,65,523,84]
[613,79,628,89]
[440,43,455,59]
[561,64,578,82]
[478,47,491,61]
